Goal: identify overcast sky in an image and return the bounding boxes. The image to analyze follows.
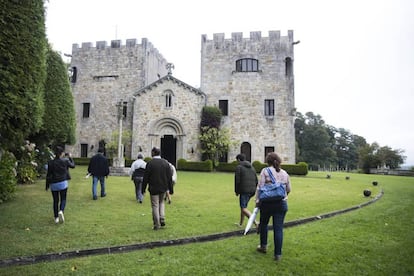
[45,0,414,166]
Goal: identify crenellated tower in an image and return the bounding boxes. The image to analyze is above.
[200,30,296,163]
[67,38,169,158]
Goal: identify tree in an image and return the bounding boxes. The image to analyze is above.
[31,46,76,148]
[376,146,405,169]
[0,0,47,151]
[199,126,233,165]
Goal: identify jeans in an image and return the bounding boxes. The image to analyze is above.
[259,199,288,256]
[133,177,144,201]
[51,189,67,218]
[150,193,166,228]
[92,176,106,198]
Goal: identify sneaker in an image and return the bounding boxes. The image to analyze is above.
[93,195,98,200]
[58,211,65,223]
[54,217,59,224]
[152,225,160,230]
[274,255,282,261]
[101,193,106,198]
[256,245,267,254]
[160,220,166,227]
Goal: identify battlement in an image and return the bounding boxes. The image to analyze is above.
[72,38,159,55]
[201,30,294,48]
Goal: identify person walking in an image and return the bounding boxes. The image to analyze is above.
[45,146,75,224]
[234,153,258,227]
[87,147,110,200]
[164,162,177,204]
[129,153,146,203]
[142,147,173,230]
[255,152,291,261]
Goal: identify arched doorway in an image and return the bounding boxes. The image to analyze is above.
[151,117,185,166]
[241,142,252,162]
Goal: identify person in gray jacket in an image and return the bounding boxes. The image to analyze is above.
[234,153,258,227]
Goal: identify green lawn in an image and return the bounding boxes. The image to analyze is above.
[0,166,413,275]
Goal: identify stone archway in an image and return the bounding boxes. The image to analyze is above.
[151,117,185,164]
[240,142,252,162]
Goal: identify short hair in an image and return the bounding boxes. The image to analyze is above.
[151,147,161,156]
[236,153,246,161]
[98,147,105,153]
[54,146,64,158]
[137,153,143,159]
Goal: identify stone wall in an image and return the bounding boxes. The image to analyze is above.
[200,31,296,163]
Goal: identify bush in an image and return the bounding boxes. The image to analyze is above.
[215,161,238,172]
[0,151,17,203]
[177,159,213,172]
[252,160,308,175]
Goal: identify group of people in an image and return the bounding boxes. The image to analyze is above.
[235,152,291,262]
[46,145,290,261]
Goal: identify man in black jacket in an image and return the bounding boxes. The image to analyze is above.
[88,147,110,200]
[143,147,173,230]
[234,153,258,227]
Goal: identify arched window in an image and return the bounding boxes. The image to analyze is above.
[163,90,174,108]
[235,58,259,72]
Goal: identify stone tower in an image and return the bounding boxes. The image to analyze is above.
[67,38,169,158]
[200,31,296,163]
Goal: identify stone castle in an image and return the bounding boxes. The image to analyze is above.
[67,30,297,165]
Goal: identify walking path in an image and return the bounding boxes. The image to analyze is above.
[0,190,383,268]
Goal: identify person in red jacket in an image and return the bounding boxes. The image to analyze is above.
[142,147,173,230]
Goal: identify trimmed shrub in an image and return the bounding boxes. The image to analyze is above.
[177,159,213,172]
[215,161,238,172]
[252,160,308,175]
[0,151,17,203]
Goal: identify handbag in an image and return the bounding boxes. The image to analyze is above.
[258,168,286,202]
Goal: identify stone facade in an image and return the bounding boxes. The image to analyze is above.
[201,31,296,164]
[68,30,296,165]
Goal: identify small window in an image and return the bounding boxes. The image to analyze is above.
[264,99,274,116]
[219,100,228,116]
[236,58,259,72]
[69,67,77,83]
[285,57,292,77]
[80,144,88,158]
[122,101,127,118]
[82,103,90,118]
[264,147,275,162]
[164,90,174,108]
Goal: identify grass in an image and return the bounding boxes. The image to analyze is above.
[0,166,413,275]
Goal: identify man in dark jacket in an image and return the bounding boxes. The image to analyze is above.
[88,147,110,200]
[143,147,173,230]
[234,153,258,227]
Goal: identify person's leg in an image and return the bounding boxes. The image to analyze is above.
[159,192,166,226]
[59,188,67,212]
[133,178,140,201]
[92,176,98,199]
[238,194,250,226]
[150,194,161,229]
[258,203,271,252]
[100,176,106,197]
[137,177,144,202]
[272,201,288,258]
[51,190,59,220]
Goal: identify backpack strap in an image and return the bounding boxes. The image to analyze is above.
[266,167,276,184]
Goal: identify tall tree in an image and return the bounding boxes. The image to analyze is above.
[31,46,76,148]
[0,0,47,151]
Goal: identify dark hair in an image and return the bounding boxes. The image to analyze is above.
[137,153,143,159]
[151,147,161,157]
[266,152,282,172]
[236,153,246,161]
[98,147,105,153]
[54,146,64,159]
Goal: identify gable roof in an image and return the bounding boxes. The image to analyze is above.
[133,74,206,100]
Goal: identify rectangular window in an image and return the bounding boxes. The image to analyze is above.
[264,99,274,116]
[122,101,127,118]
[81,144,88,158]
[82,103,90,118]
[264,147,275,161]
[219,100,228,116]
